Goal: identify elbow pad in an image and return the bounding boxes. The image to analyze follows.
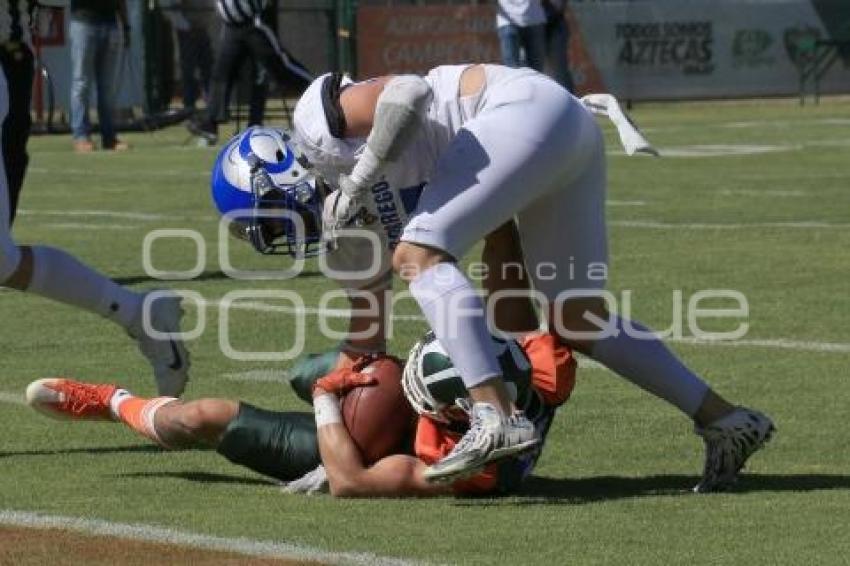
[366,75,432,162]
[348,75,432,188]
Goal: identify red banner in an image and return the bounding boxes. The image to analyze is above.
[33,7,65,47]
[355,4,605,94]
[356,5,502,78]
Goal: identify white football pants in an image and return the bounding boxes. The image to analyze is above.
[401,73,607,297]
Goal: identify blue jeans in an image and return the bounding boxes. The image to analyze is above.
[69,19,120,144]
[545,16,575,93]
[497,23,546,72]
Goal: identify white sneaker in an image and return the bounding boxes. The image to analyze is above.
[423,402,538,484]
[280,465,329,495]
[128,292,190,397]
[694,407,775,493]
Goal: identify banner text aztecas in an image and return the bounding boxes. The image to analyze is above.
[356,0,850,100]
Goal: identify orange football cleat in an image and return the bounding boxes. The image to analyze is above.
[26,378,118,421]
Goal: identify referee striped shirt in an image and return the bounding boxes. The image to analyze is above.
[216,0,268,26]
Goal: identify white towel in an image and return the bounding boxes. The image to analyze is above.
[580,94,659,157]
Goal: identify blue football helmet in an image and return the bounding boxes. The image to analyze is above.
[211,126,328,257]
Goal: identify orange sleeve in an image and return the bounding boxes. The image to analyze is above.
[520,333,577,406]
[413,416,453,466]
[413,417,498,495]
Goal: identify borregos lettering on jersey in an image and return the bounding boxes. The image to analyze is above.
[370,181,426,249]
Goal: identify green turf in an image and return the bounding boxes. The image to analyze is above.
[2,99,849,565]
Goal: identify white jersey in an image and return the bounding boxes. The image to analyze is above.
[313,64,649,299]
[496,0,546,28]
[325,64,549,291]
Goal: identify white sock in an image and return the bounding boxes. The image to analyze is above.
[27,246,143,330]
[409,263,501,388]
[109,388,133,419]
[590,315,709,417]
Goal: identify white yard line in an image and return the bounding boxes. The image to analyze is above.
[27,166,209,178]
[657,144,799,157]
[47,223,138,231]
[18,209,169,221]
[0,510,422,566]
[222,369,288,383]
[609,220,850,230]
[203,299,850,355]
[674,336,850,354]
[0,391,24,405]
[217,299,425,321]
[17,209,214,222]
[803,139,850,148]
[20,208,848,230]
[647,117,850,132]
[718,189,806,198]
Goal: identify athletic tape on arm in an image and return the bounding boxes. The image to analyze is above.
[580,94,659,157]
[314,393,342,428]
[348,75,433,187]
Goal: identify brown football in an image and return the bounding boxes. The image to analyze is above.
[341,357,415,465]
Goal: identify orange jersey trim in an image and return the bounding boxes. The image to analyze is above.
[414,333,576,495]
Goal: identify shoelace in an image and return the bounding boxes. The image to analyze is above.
[447,412,486,457]
[58,382,107,416]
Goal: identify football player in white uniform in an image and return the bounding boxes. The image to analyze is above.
[0,69,189,396]
[214,80,774,492]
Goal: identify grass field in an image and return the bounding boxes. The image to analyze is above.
[1,99,849,565]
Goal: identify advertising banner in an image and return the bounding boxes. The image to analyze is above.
[570,0,850,99]
[356,4,501,78]
[356,1,850,100]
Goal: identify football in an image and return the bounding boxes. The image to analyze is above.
[341,356,415,465]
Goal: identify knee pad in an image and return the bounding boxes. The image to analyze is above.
[0,233,21,283]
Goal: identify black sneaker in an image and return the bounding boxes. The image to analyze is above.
[693,407,775,493]
[186,116,218,145]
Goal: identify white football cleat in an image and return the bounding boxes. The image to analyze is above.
[423,402,538,484]
[128,292,190,397]
[693,407,775,493]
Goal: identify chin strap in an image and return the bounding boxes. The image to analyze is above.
[580,94,659,157]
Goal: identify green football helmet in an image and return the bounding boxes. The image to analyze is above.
[402,331,542,423]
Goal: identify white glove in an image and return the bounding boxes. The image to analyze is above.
[338,171,369,200]
[580,94,659,157]
[280,465,329,495]
[322,188,368,249]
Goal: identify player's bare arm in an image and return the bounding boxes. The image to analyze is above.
[312,368,450,497]
[338,76,390,136]
[317,421,449,498]
[337,65,485,138]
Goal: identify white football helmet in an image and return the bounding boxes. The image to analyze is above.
[403,331,536,423]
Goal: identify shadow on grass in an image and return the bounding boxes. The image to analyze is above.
[0,444,162,459]
[455,474,850,506]
[118,470,273,487]
[114,270,324,286]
